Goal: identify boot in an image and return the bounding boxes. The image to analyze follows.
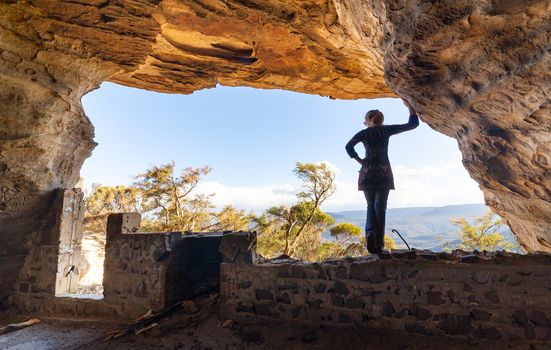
[376,232,385,253]
[366,232,378,254]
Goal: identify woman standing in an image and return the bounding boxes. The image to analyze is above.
[345,100,419,254]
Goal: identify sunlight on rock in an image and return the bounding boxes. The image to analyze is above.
[76,232,105,296]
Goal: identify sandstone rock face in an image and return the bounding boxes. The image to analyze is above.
[0,0,549,299]
[377,1,551,252]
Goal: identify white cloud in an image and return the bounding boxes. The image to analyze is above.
[195,181,297,213]
[317,160,342,175]
[323,151,484,211]
[196,153,484,213]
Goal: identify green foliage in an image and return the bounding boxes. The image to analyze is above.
[293,162,336,204]
[210,205,252,232]
[384,235,398,250]
[84,160,397,261]
[85,185,141,216]
[358,236,397,250]
[317,223,399,260]
[254,162,402,261]
[330,222,362,238]
[326,223,364,257]
[253,162,336,260]
[84,185,142,232]
[254,201,335,260]
[316,241,347,261]
[83,162,251,234]
[133,162,212,231]
[452,211,519,252]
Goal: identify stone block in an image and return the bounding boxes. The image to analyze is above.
[529,310,549,326]
[236,303,254,313]
[290,266,306,279]
[345,297,364,309]
[405,322,431,335]
[238,280,252,289]
[277,293,291,304]
[470,309,491,321]
[219,232,256,263]
[460,254,481,263]
[331,293,344,307]
[447,290,460,303]
[473,326,502,339]
[349,263,369,281]
[438,314,472,335]
[513,310,528,326]
[420,253,438,261]
[255,289,274,300]
[254,303,271,315]
[391,250,416,259]
[381,300,395,317]
[291,306,302,318]
[331,281,349,296]
[484,289,500,303]
[106,213,141,236]
[427,291,445,305]
[338,313,351,323]
[335,266,348,279]
[349,264,388,284]
[314,283,326,293]
[308,299,323,309]
[416,307,432,320]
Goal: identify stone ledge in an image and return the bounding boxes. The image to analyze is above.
[258,249,551,267]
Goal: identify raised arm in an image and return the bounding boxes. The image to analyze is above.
[386,100,420,136]
[345,130,364,165]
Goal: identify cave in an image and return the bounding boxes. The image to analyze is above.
[0,0,550,347]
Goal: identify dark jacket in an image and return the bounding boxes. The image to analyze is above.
[345,115,419,190]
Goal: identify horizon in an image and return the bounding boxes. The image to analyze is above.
[328,202,486,213]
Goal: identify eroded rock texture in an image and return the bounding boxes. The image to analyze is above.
[0,0,549,301]
[378,0,551,252]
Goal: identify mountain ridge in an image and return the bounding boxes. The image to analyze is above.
[326,203,518,251]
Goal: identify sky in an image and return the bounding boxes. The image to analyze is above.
[80,82,484,213]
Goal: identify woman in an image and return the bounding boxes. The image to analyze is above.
[345,100,419,254]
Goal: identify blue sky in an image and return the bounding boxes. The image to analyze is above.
[81,82,484,212]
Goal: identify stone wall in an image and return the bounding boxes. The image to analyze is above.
[12,207,244,319]
[103,213,238,315]
[102,213,181,316]
[165,233,223,306]
[220,251,551,345]
[13,189,86,312]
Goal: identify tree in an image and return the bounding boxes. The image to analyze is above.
[254,202,335,260]
[83,162,254,234]
[316,224,400,261]
[452,211,518,252]
[208,205,252,232]
[328,223,365,257]
[384,235,398,250]
[316,241,346,261]
[85,184,142,216]
[253,162,336,260]
[133,162,212,231]
[84,185,142,232]
[290,206,335,261]
[287,162,336,255]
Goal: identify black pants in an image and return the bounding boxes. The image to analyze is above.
[364,188,390,254]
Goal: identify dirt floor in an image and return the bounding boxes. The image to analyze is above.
[0,295,546,350]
